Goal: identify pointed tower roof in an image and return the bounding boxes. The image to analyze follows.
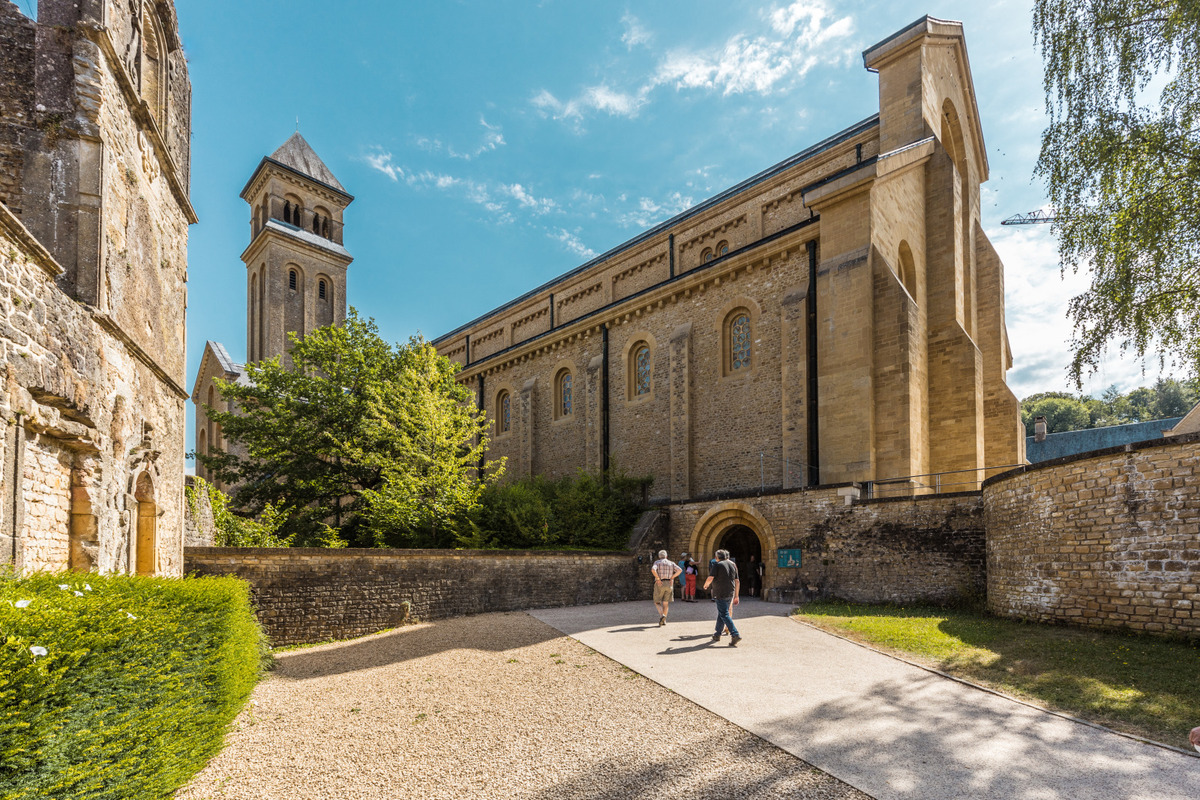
[269,132,346,192]
[240,132,353,202]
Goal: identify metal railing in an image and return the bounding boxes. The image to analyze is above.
[862,464,1026,499]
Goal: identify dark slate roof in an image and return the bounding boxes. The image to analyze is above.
[253,218,352,261]
[1025,417,1184,463]
[270,132,346,192]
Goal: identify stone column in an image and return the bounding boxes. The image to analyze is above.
[519,378,536,478]
[668,323,691,501]
[780,282,809,488]
[585,354,604,473]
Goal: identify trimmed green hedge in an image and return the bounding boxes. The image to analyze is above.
[0,572,268,799]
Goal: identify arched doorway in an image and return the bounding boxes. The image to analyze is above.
[688,501,776,599]
[718,524,763,596]
[134,472,157,576]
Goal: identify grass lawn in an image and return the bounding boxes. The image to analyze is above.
[794,601,1200,750]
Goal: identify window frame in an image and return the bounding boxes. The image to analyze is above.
[554,368,574,420]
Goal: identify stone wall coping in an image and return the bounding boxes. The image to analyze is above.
[860,490,982,505]
[0,202,63,279]
[662,482,859,507]
[982,431,1200,490]
[184,547,635,559]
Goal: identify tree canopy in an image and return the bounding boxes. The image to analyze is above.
[198,310,499,547]
[1020,377,1198,433]
[1034,0,1200,385]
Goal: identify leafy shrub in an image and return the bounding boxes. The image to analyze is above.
[187,477,292,547]
[0,572,268,799]
[472,471,650,550]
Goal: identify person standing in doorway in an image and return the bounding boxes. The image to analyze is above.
[684,555,698,602]
[703,549,741,646]
[748,554,762,597]
[677,552,689,598]
[651,550,682,626]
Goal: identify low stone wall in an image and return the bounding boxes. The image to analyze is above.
[984,433,1200,635]
[667,488,986,606]
[185,548,643,646]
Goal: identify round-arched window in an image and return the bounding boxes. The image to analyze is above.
[289,269,298,290]
[497,391,511,433]
[557,371,573,418]
[633,344,651,396]
[730,313,751,371]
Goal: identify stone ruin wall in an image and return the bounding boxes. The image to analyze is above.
[1,204,185,575]
[185,548,643,647]
[985,433,1200,635]
[0,0,191,576]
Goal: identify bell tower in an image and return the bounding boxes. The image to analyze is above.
[239,132,353,366]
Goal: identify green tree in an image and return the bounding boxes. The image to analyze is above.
[1034,1,1200,386]
[1023,395,1091,434]
[199,310,495,546]
[359,341,502,548]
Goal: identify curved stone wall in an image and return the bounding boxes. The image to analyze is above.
[984,433,1200,634]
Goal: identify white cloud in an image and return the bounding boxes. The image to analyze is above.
[532,86,647,124]
[989,224,1172,398]
[502,183,558,214]
[364,149,402,181]
[416,117,507,161]
[618,191,694,228]
[621,12,651,50]
[655,1,854,96]
[532,0,854,126]
[551,228,596,259]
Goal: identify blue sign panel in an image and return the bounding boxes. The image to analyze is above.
[777,549,802,568]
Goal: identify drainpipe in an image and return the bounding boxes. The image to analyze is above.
[668,234,675,279]
[477,374,486,476]
[602,324,610,476]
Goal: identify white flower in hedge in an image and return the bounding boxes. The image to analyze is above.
[84,584,93,591]
[30,646,47,657]
[73,591,84,597]
[57,584,69,591]
[126,612,137,620]
[16,599,31,608]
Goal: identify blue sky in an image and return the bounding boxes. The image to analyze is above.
[166,1,1180,457]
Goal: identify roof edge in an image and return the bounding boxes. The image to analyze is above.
[239,156,355,203]
[433,113,879,345]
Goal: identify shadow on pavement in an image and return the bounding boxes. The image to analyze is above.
[272,611,562,681]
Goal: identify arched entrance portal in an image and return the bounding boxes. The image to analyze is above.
[134,471,157,576]
[718,525,762,573]
[688,501,776,599]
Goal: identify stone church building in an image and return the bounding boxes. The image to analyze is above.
[190,16,1025,583]
[1,0,193,575]
[433,17,1024,507]
[192,132,353,490]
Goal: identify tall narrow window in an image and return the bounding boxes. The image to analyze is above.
[730,313,751,372]
[717,240,730,257]
[498,391,511,433]
[289,269,297,290]
[702,248,714,263]
[556,370,573,418]
[634,344,651,396]
[313,213,321,234]
[319,279,327,300]
[283,201,292,224]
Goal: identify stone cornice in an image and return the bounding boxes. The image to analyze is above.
[451,220,819,381]
[0,203,64,279]
[91,311,189,399]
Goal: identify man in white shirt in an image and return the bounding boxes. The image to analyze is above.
[650,550,682,627]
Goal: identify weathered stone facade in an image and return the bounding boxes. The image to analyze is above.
[985,433,1200,635]
[185,547,643,646]
[433,17,1024,515]
[0,0,193,575]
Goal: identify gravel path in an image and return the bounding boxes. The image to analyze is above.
[177,612,869,800]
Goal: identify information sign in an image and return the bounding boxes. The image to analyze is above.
[777,549,802,568]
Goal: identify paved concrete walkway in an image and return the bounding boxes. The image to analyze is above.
[530,598,1200,800]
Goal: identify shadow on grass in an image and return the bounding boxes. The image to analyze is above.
[798,601,1200,749]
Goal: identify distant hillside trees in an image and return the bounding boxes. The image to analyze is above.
[1021,378,1198,434]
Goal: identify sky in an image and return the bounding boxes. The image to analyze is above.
[150,0,1183,458]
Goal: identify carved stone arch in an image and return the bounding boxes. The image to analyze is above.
[715,296,762,377]
[620,329,659,402]
[493,381,516,436]
[140,1,168,130]
[897,239,918,301]
[688,501,778,592]
[941,97,975,337]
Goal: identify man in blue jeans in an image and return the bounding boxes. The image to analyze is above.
[702,549,741,646]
